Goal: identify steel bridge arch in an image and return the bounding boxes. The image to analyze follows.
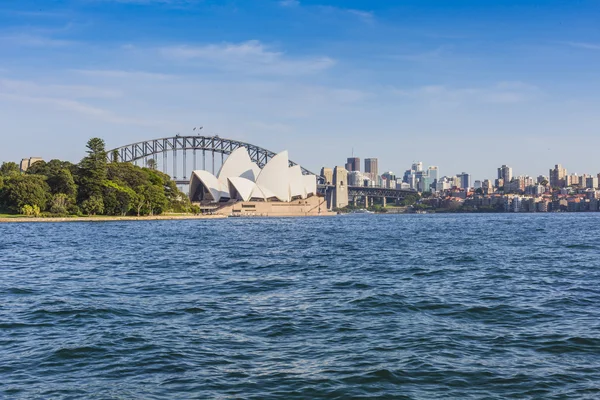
[107,135,320,178]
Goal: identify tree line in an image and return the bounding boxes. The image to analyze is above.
[0,138,196,217]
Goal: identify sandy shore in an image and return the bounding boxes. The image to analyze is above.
[0,214,226,223]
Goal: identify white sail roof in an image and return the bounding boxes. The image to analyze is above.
[217,147,260,184]
[190,170,229,202]
[189,148,317,203]
[227,177,256,202]
[253,151,291,202]
[303,174,317,197]
[289,165,306,199]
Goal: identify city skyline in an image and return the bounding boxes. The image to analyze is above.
[2,1,600,180]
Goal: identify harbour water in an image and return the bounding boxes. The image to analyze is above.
[2,214,600,399]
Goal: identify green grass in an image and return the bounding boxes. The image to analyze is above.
[0,213,22,218]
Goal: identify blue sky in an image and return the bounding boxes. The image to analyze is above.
[1,0,599,180]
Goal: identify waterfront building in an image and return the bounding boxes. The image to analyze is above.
[474,180,482,189]
[364,158,378,183]
[190,148,316,203]
[412,162,423,172]
[345,157,360,172]
[549,164,567,188]
[498,165,513,183]
[586,176,599,189]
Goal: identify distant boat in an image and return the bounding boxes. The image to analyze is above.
[351,209,374,214]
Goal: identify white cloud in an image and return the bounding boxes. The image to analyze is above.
[278,0,299,7]
[393,82,540,106]
[0,33,75,47]
[0,78,121,99]
[561,41,600,51]
[161,40,335,75]
[72,69,174,80]
[317,6,375,23]
[346,9,374,23]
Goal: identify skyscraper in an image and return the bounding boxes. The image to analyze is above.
[364,158,378,182]
[345,157,360,172]
[412,162,423,172]
[428,166,439,189]
[457,172,471,190]
[497,165,513,183]
[549,164,567,188]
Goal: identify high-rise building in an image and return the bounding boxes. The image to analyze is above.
[412,162,423,172]
[345,157,360,172]
[364,158,378,183]
[457,172,471,190]
[320,167,333,185]
[586,176,599,189]
[497,165,513,183]
[428,166,439,188]
[549,164,567,188]
[482,179,494,194]
[347,171,364,186]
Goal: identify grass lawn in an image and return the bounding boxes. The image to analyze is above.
[0,213,22,218]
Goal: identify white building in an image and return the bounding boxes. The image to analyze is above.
[190,148,316,203]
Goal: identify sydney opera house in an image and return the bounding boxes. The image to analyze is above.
[189,148,329,216]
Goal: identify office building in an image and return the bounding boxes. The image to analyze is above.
[549,164,567,188]
[364,158,378,182]
[497,165,513,183]
[345,157,360,172]
[457,172,471,190]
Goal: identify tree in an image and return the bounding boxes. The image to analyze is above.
[402,193,420,207]
[48,168,78,198]
[144,185,168,215]
[1,175,50,212]
[81,195,104,215]
[50,193,71,215]
[146,159,157,170]
[79,138,107,200]
[475,188,484,195]
[0,162,20,177]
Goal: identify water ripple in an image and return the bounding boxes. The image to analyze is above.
[2,213,600,398]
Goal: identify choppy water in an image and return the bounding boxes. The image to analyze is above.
[2,214,600,399]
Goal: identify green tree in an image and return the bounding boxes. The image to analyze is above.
[79,138,108,200]
[48,168,78,198]
[1,175,51,212]
[402,193,420,207]
[144,185,168,215]
[103,181,136,216]
[0,162,20,177]
[50,193,71,215]
[81,195,104,215]
[146,159,157,170]
[21,204,41,217]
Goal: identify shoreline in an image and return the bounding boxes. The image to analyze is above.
[0,214,226,223]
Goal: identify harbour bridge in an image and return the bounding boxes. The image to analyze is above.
[108,135,416,205]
